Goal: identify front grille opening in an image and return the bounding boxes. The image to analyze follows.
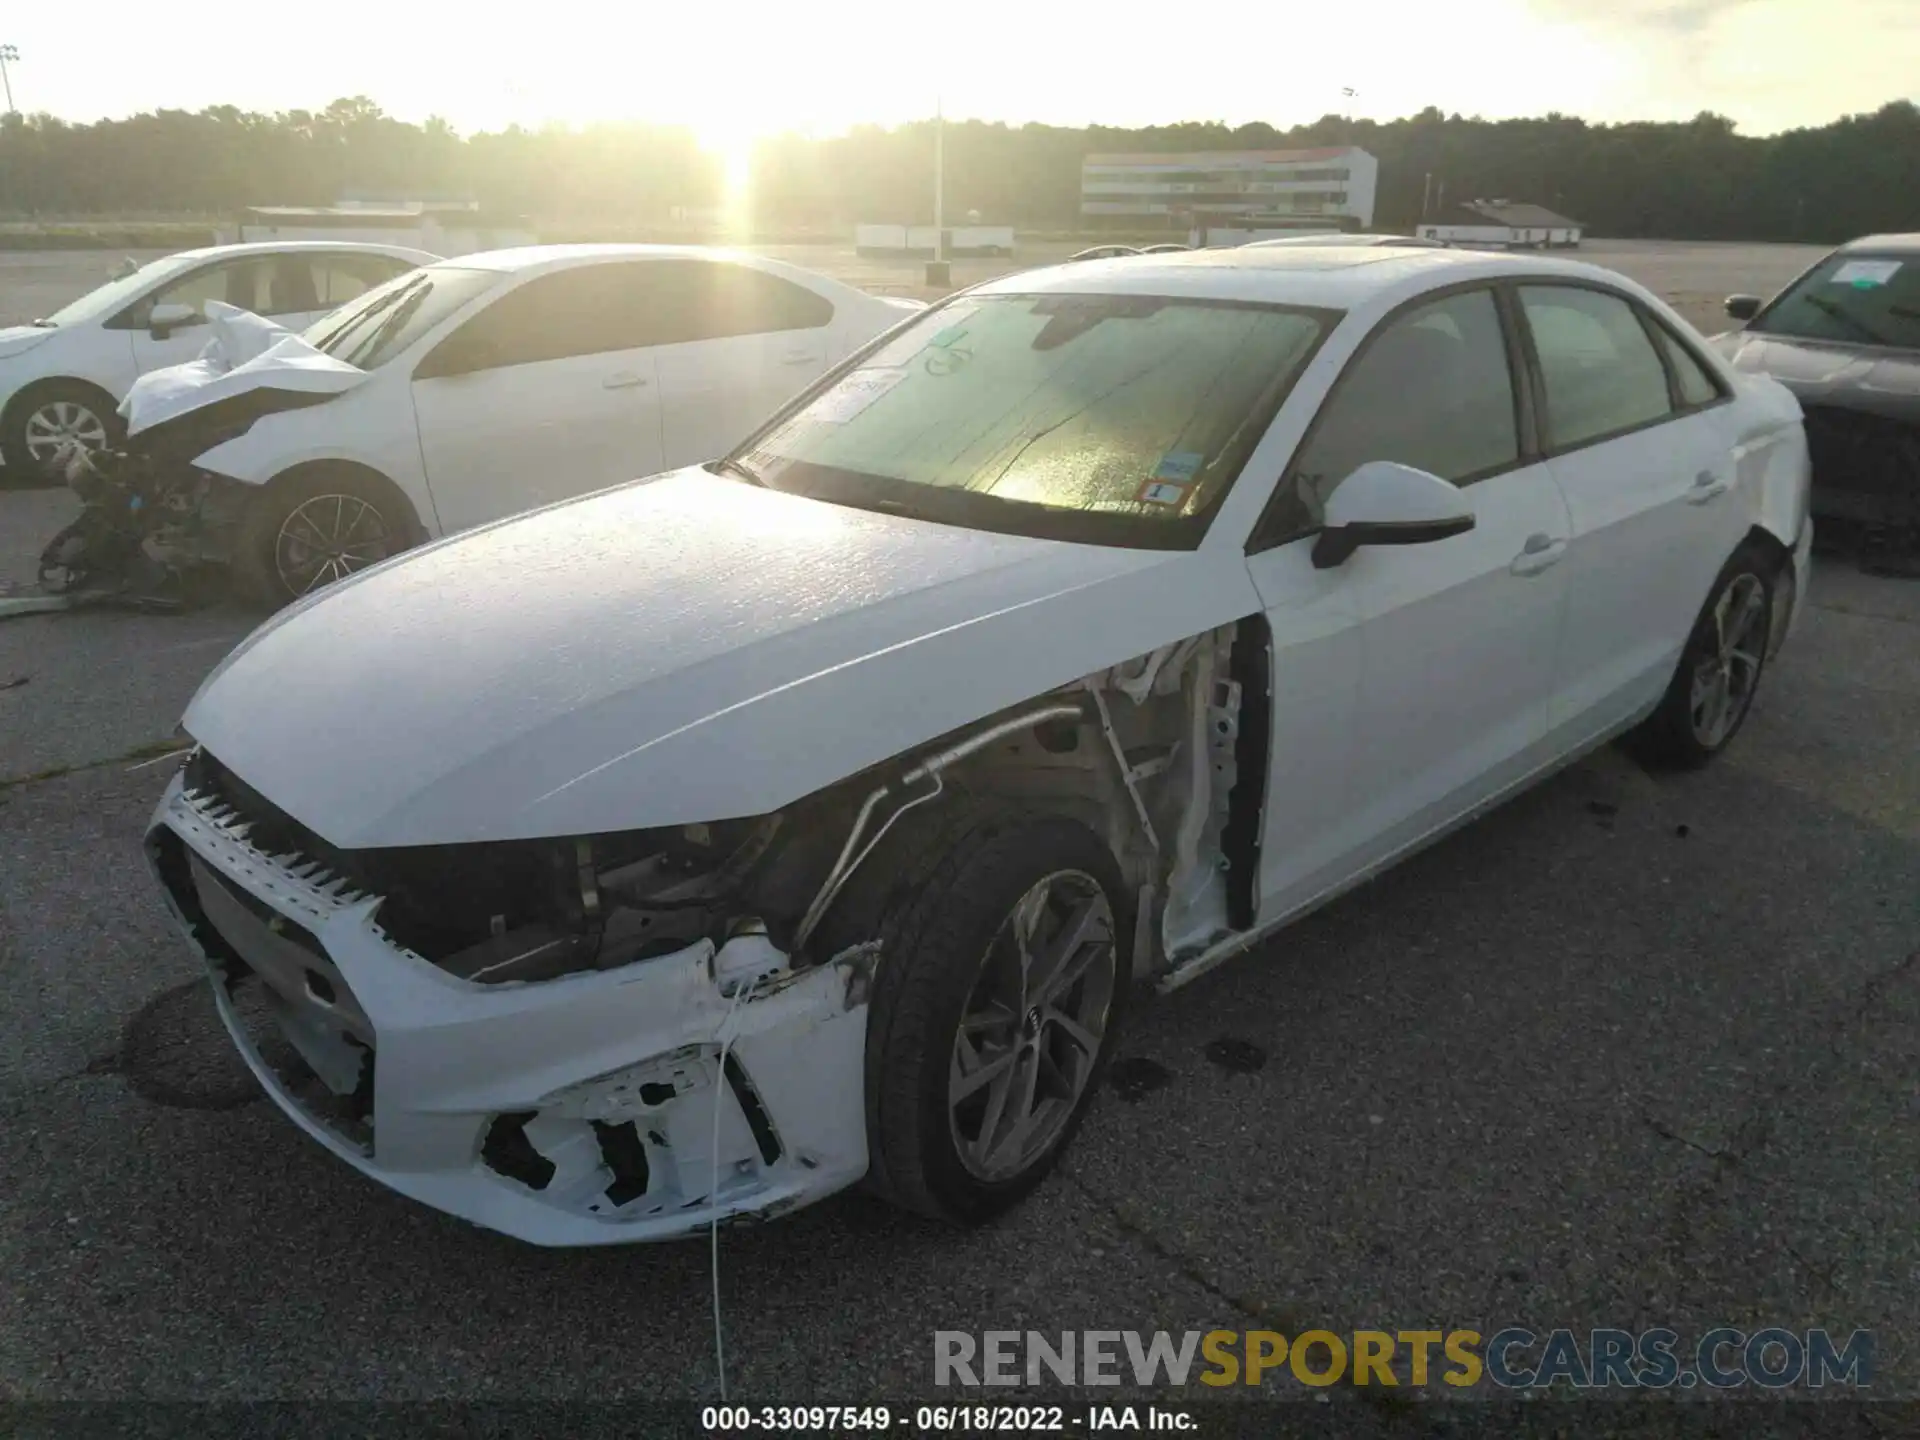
[481,1111,555,1192]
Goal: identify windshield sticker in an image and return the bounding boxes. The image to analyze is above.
[1153,451,1205,483]
[929,324,969,349]
[1830,259,1901,288]
[1136,477,1194,507]
[806,367,908,424]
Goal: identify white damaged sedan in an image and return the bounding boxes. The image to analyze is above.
[148,246,1813,1245]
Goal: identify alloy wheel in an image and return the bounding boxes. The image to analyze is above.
[24,399,107,467]
[948,869,1117,1182]
[1688,571,1766,748]
[275,494,394,596]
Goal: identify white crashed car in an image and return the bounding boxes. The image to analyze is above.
[148,246,1810,1246]
[0,241,435,477]
[132,245,922,602]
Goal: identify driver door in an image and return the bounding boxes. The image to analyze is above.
[1245,285,1573,922]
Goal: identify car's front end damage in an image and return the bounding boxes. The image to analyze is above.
[146,751,877,1244]
[37,304,364,608]
[142,469,1268,1242]
[145,622,1253,1244]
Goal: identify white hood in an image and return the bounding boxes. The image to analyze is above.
[120,302,368,436]
[185,469,1258,847]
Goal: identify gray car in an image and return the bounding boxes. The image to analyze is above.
[1710,233,1919,555]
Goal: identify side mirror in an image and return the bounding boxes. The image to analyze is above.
[148,301,201,339]
[1724,294,1762,322]
[1311,460,1476,570]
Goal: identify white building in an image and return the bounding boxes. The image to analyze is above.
[220,200,537,258]
[1081,148,1378,230]
[1418,200,1582,249]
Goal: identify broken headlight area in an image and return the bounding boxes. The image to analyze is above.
[182,748,850,987]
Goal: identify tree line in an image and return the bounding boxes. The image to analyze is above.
[0,95,1915,244]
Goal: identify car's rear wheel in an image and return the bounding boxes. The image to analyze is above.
[861,806,1131,1225]
[1629,543,1777,768]
[2,380,123,486]
[234,465,419,607]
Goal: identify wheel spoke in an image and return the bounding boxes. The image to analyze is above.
[981,1052,1042,1171]
[959,1001,1018,1037]
[1720,581,1765,657]
[1043,1005,1100,1057]
[1028,894,1106,1005]
[969,1056,1021,1167]
[950,1043,1018,1103]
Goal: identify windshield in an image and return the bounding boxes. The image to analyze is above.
[1753,252,1920,350]
[38,257,180,327]
[304,265,502,369]
[735,293,1334,548]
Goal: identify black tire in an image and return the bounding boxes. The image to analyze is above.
[1,379,124,488]
[234,465,420,608]
[858,803,1133,1225]
[1627,542,1778,769]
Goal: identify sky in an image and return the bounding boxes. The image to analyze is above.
[4,0,1913,158]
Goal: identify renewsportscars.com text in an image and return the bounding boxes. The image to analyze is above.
[934,1328,1873,1390]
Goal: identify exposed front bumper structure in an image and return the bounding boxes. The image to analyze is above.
[145,771,873,1246]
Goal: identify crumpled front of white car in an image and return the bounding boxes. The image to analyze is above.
[145,749,876,1246]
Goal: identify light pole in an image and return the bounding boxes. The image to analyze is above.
[0,47,18,115]
[926,94,948,286]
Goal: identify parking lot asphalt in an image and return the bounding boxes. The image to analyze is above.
[0,239,1915,1413]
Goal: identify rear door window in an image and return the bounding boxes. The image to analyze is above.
[433,263,669,370]
[1519,286,1675,449]
[631,260,835,346]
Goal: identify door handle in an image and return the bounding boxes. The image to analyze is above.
[780,349,822,366]
[602,371,648,389]
[1510,532,1567,576]
[1687,469,1732,504]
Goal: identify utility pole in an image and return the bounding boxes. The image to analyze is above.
[933,95,945,263]
[0,47,18,115]
[1422,171,1433,221]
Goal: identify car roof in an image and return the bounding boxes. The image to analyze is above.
[1840,233,1920,254]
[974,246,1636,310]
[164,240,441,264]
[434,242,866,294]
[1246,233,1440,249]
[446,243,775,273]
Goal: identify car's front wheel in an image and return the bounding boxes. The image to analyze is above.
[862,807,1131,1225]
[2,380,123,485]
[234,465,419,607]
[1630,542,1777,768]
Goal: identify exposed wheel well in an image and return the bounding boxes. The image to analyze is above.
[1742,523,1792,570]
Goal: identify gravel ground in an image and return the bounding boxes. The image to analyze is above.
[0,239,1913,1424]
